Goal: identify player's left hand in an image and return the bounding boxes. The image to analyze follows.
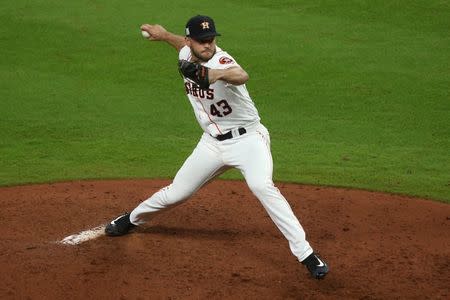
[178,60,210,89]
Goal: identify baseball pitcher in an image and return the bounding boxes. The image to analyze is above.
[105,15,329,279]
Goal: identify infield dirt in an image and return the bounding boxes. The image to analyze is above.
[0,179,449,299]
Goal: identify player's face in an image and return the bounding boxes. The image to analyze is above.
[187,37,216,62]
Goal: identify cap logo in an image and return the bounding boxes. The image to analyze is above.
[201,21,210,30]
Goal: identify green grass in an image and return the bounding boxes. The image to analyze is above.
[1,0,449,202]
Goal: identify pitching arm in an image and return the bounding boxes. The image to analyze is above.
[140,24,186,51]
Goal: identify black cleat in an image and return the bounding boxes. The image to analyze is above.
[302,252,329,279]
[105,212,137,236]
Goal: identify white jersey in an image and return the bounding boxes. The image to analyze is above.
[178,45,260,137]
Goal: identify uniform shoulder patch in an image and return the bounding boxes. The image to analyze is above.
[219,56,234,64]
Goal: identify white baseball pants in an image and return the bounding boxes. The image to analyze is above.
[130,123,313,262]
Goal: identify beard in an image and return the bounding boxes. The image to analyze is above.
[191,46,216,62]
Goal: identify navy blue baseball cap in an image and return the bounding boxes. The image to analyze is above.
[185,15,221,40]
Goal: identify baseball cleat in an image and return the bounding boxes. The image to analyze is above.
[105,212,137,236]
[301,252,329,279]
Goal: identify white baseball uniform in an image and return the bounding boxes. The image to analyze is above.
[130,45,314,262]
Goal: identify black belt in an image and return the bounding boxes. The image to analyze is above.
[215,128,247,141]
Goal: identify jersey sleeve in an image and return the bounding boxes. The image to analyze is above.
[207,51,241,70]
[178,45,191,60]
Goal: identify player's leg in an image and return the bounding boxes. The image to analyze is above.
[229,125,313,260]
[230,125,328,278]
[105,135,227,235]
[131,135,228,224]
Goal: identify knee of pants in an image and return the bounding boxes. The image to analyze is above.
[247,179,273,199]
[162,184,196,206]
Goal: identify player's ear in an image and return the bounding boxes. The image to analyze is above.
[185,37,191,47]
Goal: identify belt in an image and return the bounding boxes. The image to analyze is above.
[215,128,247,141]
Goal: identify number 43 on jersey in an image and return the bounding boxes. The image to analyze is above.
[210,99,232,117]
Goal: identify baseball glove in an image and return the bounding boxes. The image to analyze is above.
[178,59,210,89]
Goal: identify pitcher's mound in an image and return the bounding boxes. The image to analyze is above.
[0,179,449,299]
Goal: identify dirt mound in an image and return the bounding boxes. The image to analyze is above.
[0,180,449,299]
